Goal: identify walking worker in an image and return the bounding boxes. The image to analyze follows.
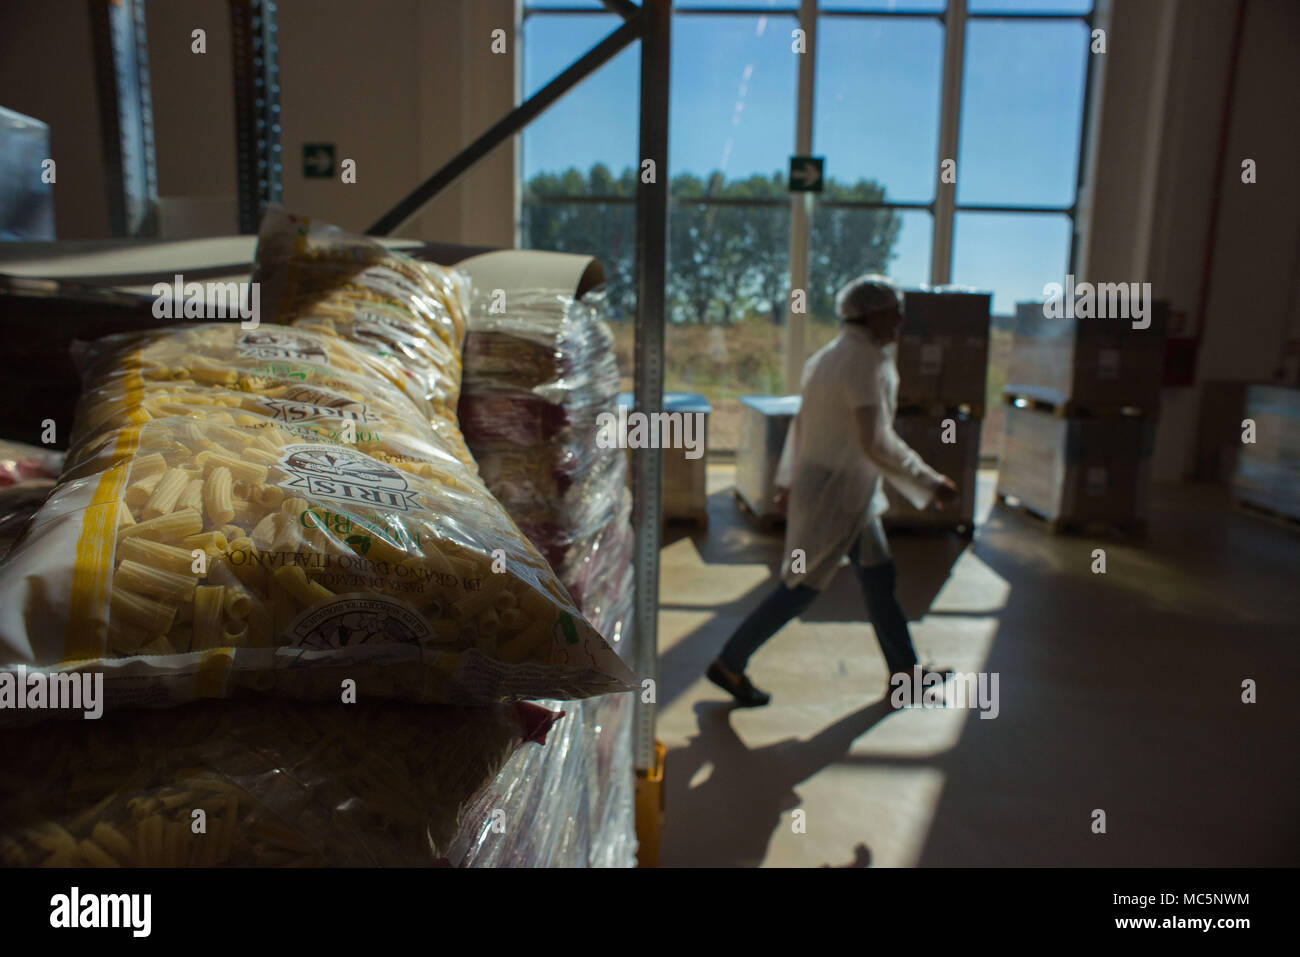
[707,275,958,708]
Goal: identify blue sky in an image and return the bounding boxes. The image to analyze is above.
[521,2,1091,314]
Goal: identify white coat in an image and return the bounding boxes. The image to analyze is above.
[774,323,942,591]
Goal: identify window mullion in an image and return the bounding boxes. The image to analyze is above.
[930,0,967,286]
[785,0,817,392]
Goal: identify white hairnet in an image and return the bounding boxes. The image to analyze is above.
[835,274,902,321]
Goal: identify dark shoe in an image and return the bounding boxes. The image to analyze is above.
[707,659,771,707]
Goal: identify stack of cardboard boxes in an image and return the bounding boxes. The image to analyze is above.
[997,300,1167,533]
[884,289,991,533]
[1231,385,1300,528]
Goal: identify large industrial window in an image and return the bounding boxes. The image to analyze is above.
[520,0,1096,454]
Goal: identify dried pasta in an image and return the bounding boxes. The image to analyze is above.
[0,212,635,716]
[0,699,559,866]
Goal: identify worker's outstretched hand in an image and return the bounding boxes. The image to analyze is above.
[933,475,959,510]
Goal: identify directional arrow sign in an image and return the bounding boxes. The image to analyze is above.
[788,155,824,193]
[303,143,335,179]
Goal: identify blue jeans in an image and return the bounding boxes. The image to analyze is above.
[718,533,919,676]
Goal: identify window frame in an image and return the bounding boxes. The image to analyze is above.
[520,0,1098,374]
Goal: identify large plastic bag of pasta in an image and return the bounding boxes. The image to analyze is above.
[0,698,560,866]
[65,322,466,480]
[254,205,474,468]
[0,253,636,719]
[0,417,635,715]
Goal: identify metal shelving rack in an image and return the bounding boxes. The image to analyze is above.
[230,0,283,234]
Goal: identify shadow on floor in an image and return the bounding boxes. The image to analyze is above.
[654,487,968,712]
[659,479,1300,866]
[661,699,894,868]
[898,491,1300,866]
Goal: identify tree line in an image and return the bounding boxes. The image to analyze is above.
[523,164,901,325]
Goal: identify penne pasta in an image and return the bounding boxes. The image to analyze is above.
[191,586,225,651]
[115,560,197,604]
[110,588,177,637]
[117,507,203,544]
[117,537,195,575]
[273,565,331,606]
[202,466,235,526]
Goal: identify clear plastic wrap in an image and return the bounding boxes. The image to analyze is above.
[66,323,465,478]
[462,289,620,406]
[459,288,627,560]
[452,284,639,867]
[0,216,637,717]
[449,690,635,868]
[254,206,475,467]
[0,438,63,488]
[0,698,560,866]
[0,439,63,559]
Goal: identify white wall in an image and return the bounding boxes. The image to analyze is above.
[274,0,516,245]
[1,0,517,246]
[145,0,239,237]
[1082,0,1300,480]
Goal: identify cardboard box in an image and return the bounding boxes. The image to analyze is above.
[998,405,1155,525]
[617,392,711,526]
[1007,299,1168,413]
[883,411,980,528]
[897,290,991,408]
[735,395,799,524]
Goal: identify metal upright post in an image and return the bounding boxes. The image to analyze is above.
[785,0,816,391]
[931,0,967,286]
[88,0,158,237]
[230,0,282,234]
[632,0,668,777]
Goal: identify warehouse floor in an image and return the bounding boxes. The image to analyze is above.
[654,466,1300,867]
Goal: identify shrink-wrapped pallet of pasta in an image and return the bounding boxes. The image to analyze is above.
[451,277,637,866]
[0,697,563,866]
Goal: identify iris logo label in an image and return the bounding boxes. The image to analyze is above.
[279,445,420,511]
[238,330,328,363]
[262,397,369,425]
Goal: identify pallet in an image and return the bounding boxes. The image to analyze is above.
[881,516,975,539]
[995,491,1148,539]
[1001,387,1150,420]
[665,508,709,531]
[1233,496,1300,534]
[896,398,985,418]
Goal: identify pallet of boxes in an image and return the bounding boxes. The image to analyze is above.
[883,288,991,536]
[996,298,1167,536]
[1230,385,1300,533]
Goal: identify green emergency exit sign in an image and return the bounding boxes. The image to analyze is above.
[303,143,335,179]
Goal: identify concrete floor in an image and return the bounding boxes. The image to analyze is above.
[655,466,1300,867]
